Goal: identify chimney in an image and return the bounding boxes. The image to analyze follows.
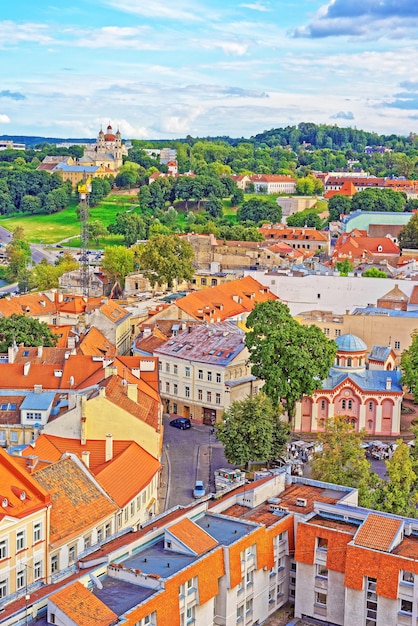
[127,383,137,402]
[58,293,63,303]
[143,327,151,338]
[23,362,31,376]
[105,365,118,378]
[105,433,113,462]
[386,378,392,390]
[7,345,15,364]
[37,346,43,358]
[81,450,90,468]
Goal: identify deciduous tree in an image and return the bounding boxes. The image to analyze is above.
[401,331,418,401]
[0,314,58,352]
[245,301,337,418]
[215,393,288,469]
[135,234,194,289]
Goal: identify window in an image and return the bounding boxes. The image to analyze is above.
[0,540,7,560]
[51,555,58,573]
[185,366,190,378]
[34,560,42,580]
[105,523,111,538]
[245,598,253,615]
[16,569,26,590]
[236,604,244,622]
[130,501,135,516]
[97,528,103,543]
[33,522,42,544]
[401,599,413,614]
[201,278,207,286]
[347,358,352,367]
[84,535,91,550]
[173,364,178,375]
[369,401,374,411]
[207,391,212,403]
[10,431,18,443]
[16,530,25,552]
[402,570,414,584]
[0,579,7,599]
[186,606,195,625]
[207,371,212,382]
[342,399,346,410]
[316,564,328,578]
[315,592,327,606]
[198,389,203,401]
[246,569,254,587]
[366,577,377,624]
[324,327,329,336]
[317,537,328,551]
[321,400,325,410]
[165,382,170,393]
[185,386,190,398]
[216,393,221,405]
[124,507,129,522]
[348,400,352,410]
[68,544,77,563]
[26,412,42,420]
[335,329,341,337]
[165,363,170,373]
[198,369,203,380]
[395,341,401,350]
[173,384,178,395]
[216,372,221,383]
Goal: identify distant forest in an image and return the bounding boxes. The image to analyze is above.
[2,122,418,152]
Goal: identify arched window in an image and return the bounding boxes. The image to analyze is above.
[368,420,373,429]
[348,400,353,410]
[342,399,346,410]
[347,358,352,367]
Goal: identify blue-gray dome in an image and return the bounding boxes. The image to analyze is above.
[335,334,367,352]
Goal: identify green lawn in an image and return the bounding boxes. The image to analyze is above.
[0,195,138,245]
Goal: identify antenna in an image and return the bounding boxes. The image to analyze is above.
[77,173,92,297]
[89,573,103,590]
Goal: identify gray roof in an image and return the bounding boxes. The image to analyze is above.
[352,307,418,318]
[369,345,391,362]
[20,392,56,411]
[154,321,245,365]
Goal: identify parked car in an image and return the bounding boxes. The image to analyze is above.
[193,480,205,498]
[169,417,191,430]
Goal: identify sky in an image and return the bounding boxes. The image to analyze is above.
[2,0,418,141]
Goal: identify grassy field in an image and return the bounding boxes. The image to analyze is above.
[0,195,138,245]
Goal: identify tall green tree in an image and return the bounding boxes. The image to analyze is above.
[215,393,288,469]
[101,246,134,288]
[311,415,380,507]
[0,314,58,352]
[377,442,418,517]
[6,227,31,281]
[398,213,418,250]
[135,234,194,289]
[401,331,418,401]
[245,301,337,418]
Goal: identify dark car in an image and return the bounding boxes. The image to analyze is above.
[169,417,191,430]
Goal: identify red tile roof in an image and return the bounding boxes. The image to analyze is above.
[50,581,117,626]
[167,518,218,555]
[354,513,402,552]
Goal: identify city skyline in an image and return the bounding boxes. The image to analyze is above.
[2,0,418,140]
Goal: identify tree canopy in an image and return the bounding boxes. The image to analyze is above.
[398,213,418,250]
[310,415,380,507]
[401,330,418,402]
[245,301,337,418]
[215,393,289,469]
[0,314,58,352]
[237,196,282,224]
[135,234,194,288]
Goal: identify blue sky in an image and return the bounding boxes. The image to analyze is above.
[2,0,418,140]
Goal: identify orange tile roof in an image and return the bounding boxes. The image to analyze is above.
[99,299,130,323]
[176,276,277,322]
[0,448,50,521]
[168,518,218,555]
[13,346,70,364]
[78,326,117,357]
[95,442,160,507]
[48,325,73,349]
[50,581,117,626]
[324,180,357,199]
[410,285,418,305]
[102,376,159,430]
[354,513,402,552]
[259,224,328,242]
[22,434,133,469]
[34,456,117,546]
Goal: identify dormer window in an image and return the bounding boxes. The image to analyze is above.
[2,498,8,508]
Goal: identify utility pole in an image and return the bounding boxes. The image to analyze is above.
[77,174,92,297]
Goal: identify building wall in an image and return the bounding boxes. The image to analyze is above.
[246,271,416,316]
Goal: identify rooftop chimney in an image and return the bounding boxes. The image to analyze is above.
[37,346,43,358]
[386,378,392,391]
[23,362,30,376]
[105,433,113,462]
[81,450,90,468]
[127,383,137,402]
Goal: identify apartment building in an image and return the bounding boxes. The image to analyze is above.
[154,321,259,424]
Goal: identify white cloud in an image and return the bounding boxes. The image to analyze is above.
[0,114,11,124]
[72,26,166,50]
[101,0,205,22]
[240,2,271,11]
[0,20,55,48]
[201,40,249,56]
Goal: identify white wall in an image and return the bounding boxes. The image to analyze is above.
[245,271,416,315]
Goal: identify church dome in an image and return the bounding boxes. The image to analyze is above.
[104,124,115,141]
[335,334,367,352]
